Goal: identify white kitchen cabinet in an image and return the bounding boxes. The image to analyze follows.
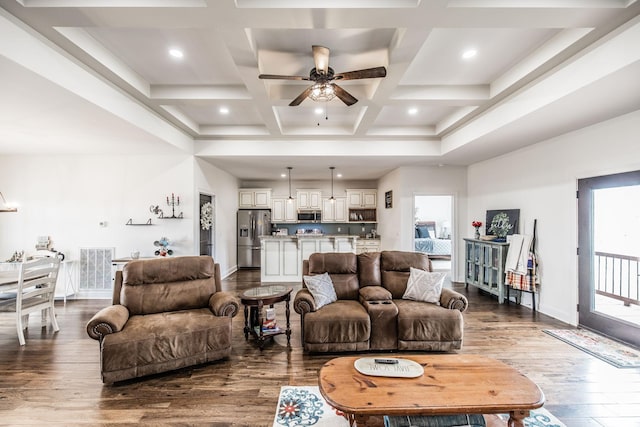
[239,188,271,208]
[297,189,322,210]
[261,236,357,282]
[321,197,347,222]
[356,239,381,254]
[346,189,377,208]
[261,238,300,282]
[271,197,297,223]
[335,237,357,253]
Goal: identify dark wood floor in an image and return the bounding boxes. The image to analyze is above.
[1,269,640,426]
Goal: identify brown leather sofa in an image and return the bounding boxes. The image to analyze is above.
[293,251,468,353]
[86,256,239,383]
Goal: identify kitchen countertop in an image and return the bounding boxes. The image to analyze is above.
[260,234,379,240]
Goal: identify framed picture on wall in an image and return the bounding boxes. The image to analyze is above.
[385,190,393,208]
[485,209,520,239]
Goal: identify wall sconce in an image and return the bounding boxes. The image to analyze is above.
[0,192,17,212]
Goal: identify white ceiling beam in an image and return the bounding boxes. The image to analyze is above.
[352,27,435,137]
[235,0,420,8]
[150,85,251,100]
[392,85,489,101]
[194,139,441,157]
[160,105,200,134]
[55,27,151,97]
[436,107,478,135]
[441,15,640,154]
[366,126,437,136]
[199,125,269,136]
[491,28,593,97]
[19,0,206,7]
[0,8,194,153]
[448,0,631,8]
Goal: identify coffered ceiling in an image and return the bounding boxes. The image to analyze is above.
[0,1,639,180]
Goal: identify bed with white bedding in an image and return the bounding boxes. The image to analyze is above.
[414,221,451,259]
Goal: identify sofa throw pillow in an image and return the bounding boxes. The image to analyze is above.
[303,272,338,309]
[402,268,446,305]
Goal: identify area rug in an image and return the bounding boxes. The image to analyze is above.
[273,386,565,427]
[543,328,640,368]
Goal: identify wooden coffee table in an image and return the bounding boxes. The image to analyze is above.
[318,354,544,427]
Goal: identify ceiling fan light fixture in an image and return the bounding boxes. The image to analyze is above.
[309,82,336,102]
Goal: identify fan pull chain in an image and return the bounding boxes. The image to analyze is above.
[317,102,329,126]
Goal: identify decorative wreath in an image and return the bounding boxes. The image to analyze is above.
[200,202,213,230]
[488,212,513,238]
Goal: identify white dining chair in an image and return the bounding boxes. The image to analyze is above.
[0,257,61,345]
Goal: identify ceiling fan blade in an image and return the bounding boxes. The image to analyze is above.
[289,86,314,106]
[334,66,387,81]
[333,84,358,106]
[259,74,310,80]
[312,45,330,75]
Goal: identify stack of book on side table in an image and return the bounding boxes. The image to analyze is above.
[256,308,281,334]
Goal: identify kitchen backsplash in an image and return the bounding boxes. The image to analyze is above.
[271,222,378,237]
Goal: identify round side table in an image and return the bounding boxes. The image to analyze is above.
[240,285,292,349]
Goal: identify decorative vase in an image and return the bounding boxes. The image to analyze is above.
[474,227,480,240]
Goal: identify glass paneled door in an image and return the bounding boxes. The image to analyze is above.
[577,170,640,348]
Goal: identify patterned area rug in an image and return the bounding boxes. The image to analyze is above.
[544,328,640,368]
[272,386,565,427]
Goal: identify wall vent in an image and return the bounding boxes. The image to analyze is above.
[79,247,114,291]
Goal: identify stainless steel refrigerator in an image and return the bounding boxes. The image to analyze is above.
[237,209,271,268]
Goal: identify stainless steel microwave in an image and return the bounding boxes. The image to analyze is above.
[297,210,321,222]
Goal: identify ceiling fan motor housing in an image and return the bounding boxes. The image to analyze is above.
[310,67,335,81]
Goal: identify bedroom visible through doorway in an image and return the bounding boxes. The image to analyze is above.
[414,195,453,272]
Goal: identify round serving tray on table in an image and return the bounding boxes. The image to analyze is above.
[354,357,424,378]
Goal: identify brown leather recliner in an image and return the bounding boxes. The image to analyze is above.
[293,251,467,353]
[86,256,239,383]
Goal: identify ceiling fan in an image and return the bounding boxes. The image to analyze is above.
[258,45,387,107]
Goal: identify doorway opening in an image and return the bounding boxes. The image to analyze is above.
[413,195,453,272]
[578,170,640,348]
[199,193,215,258]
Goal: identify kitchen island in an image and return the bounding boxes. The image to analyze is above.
[259,235,359,282]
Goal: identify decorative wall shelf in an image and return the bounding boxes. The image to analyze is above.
[159,213,184,219]
[126,218,153,226]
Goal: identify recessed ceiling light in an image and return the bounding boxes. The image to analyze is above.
[336,173,342,178]
[462,49,477,60]
[408,107,418,115]
[280,173,287,178]
[314,108,324,115]
[219,107,229,114]
[168,48,184,59]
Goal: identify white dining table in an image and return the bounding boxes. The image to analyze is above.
[0,270,20,291]
[1,260,75,301]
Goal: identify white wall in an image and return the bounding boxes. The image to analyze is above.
[194,158,239,278]
[467,109,640,325]
[378,165,467,280]
[0,153,195,262]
